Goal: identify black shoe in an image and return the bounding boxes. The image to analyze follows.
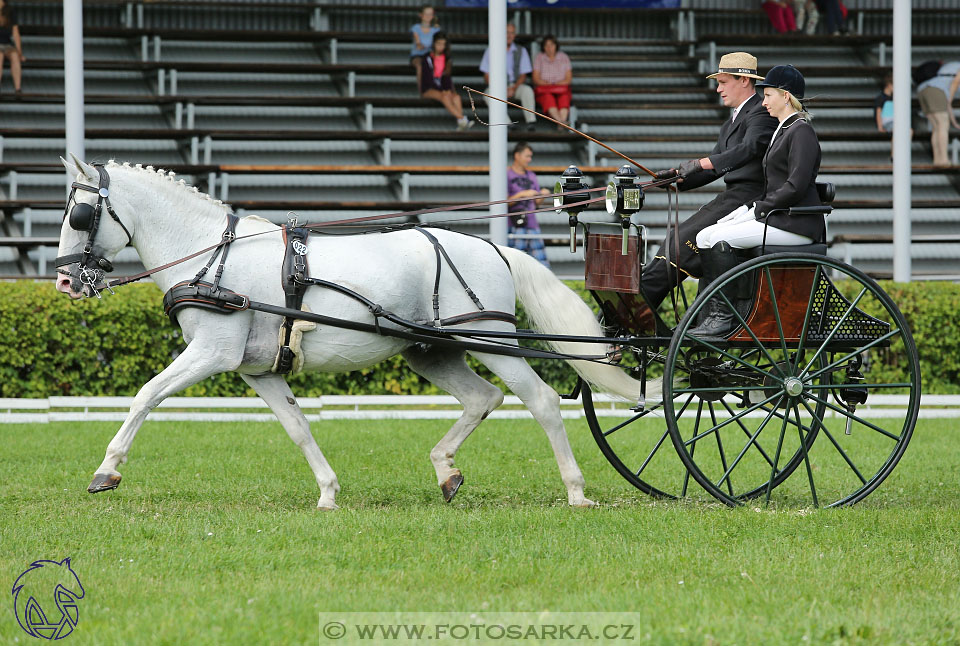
[524,122,536,132]
[688,298,739,339]
[687,242,744,339]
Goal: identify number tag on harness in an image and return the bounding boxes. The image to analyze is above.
[292,240,308,256]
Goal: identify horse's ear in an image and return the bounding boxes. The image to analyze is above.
[61,155,81,177]
[68,153,96,180]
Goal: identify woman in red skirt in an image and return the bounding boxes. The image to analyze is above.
[532,35,572,128]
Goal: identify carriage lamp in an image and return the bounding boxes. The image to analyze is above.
[553,165,590,253]
[604,165,644,255]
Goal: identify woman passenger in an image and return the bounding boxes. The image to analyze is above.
[690,65,822,338]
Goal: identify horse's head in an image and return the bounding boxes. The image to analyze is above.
[55,155,134,299]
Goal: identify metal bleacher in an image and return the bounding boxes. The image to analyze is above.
[1,0,960,280]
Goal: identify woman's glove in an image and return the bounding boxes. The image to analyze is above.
[717,204,749,224]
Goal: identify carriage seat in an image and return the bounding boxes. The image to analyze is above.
[743,182,834,258]
[743,242,827,258]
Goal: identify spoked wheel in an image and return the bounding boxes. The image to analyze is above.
[583,298,817,501]
[663,254,921,507]
[584,381,691,499]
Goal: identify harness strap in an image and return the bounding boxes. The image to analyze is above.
[414,227,484,326]
[190,213,239,287]
[274,221,312,374]
[162,280,249,325]
[437,310,518,327]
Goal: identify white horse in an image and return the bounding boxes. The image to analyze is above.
[55,157,642,509]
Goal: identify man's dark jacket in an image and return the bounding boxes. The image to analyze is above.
[679,92,776,191]
[639,91,777,307]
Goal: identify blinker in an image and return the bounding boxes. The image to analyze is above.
[69,202,97,232]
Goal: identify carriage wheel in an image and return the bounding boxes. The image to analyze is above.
[663,254,921,507]
[584,353,825,501]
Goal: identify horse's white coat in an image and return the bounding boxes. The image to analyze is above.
[56,158,642,508]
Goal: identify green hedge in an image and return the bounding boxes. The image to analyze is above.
[1,278,957,397]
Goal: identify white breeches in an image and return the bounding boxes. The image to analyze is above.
[697,205,814,250]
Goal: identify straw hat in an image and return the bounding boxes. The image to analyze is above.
[706,52,765,80]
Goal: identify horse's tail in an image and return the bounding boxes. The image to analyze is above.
[499,246,641,401]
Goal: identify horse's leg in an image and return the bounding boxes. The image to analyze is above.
[240,373,340,510]
[88,339,242,493]
[402,348,504,502]
[469,351,595,507]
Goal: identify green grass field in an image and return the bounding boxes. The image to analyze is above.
[2,417,959,645]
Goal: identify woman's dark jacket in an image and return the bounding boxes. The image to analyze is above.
[754,113,824,242]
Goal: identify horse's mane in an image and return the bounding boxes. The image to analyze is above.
[106,160,230,214]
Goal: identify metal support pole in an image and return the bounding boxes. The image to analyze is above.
[64,0,85,185]
[488,1,508,246]
[892,0,911,282]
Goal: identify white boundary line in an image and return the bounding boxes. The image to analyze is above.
[0,395,958,423]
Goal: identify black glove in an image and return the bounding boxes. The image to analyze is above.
[654,168,678,181]
[677,159,702,178]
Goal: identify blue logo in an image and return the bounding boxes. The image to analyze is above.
[12,558,85,640]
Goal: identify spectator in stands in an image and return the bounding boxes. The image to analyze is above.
[641,52,777,310]
[532,35,572,129]
[691,65,823,338]
[917,60,960,167]
[816,0,847,35]
[875,73,893,135]
[480,22,536,131]
[874,73,911,161]
[410,4,440,90]
[792,0,819,35]
[761,1,796,34]
[0,0,24,94]
[507,142,551,267]
[419,32,473,131]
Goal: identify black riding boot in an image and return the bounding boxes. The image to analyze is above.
[687,241,744,339]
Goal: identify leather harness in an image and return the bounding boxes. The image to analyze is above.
[162,219,517,374]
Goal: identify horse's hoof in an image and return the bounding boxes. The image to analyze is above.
[316,501,340,511]
[88,472,121,493]
[570,497,597,508]
[441,471,464,502]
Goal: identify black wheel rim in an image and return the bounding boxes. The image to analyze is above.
[663,254,921,508]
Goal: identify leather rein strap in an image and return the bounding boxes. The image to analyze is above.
[104,177,675,291]
[105,187,607,289]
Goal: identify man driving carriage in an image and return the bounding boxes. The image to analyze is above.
[641,52,777,310]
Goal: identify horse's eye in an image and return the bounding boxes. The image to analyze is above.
[69,203,96,231]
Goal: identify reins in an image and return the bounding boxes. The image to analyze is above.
[105,176,678,289]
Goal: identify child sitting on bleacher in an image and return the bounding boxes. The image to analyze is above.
[418,32,474,131]
[410,4,440,91]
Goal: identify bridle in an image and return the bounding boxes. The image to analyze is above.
[55,164,134,296]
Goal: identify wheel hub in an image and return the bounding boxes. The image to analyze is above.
[784,377,805,397]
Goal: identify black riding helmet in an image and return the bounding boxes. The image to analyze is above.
[755,64,805,100]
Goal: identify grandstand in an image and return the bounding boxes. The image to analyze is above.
[2,0,959,279]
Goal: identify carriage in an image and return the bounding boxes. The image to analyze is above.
[56,157,920,510]
[562,164,920,508]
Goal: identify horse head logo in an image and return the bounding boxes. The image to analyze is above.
[12,558,85,640]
